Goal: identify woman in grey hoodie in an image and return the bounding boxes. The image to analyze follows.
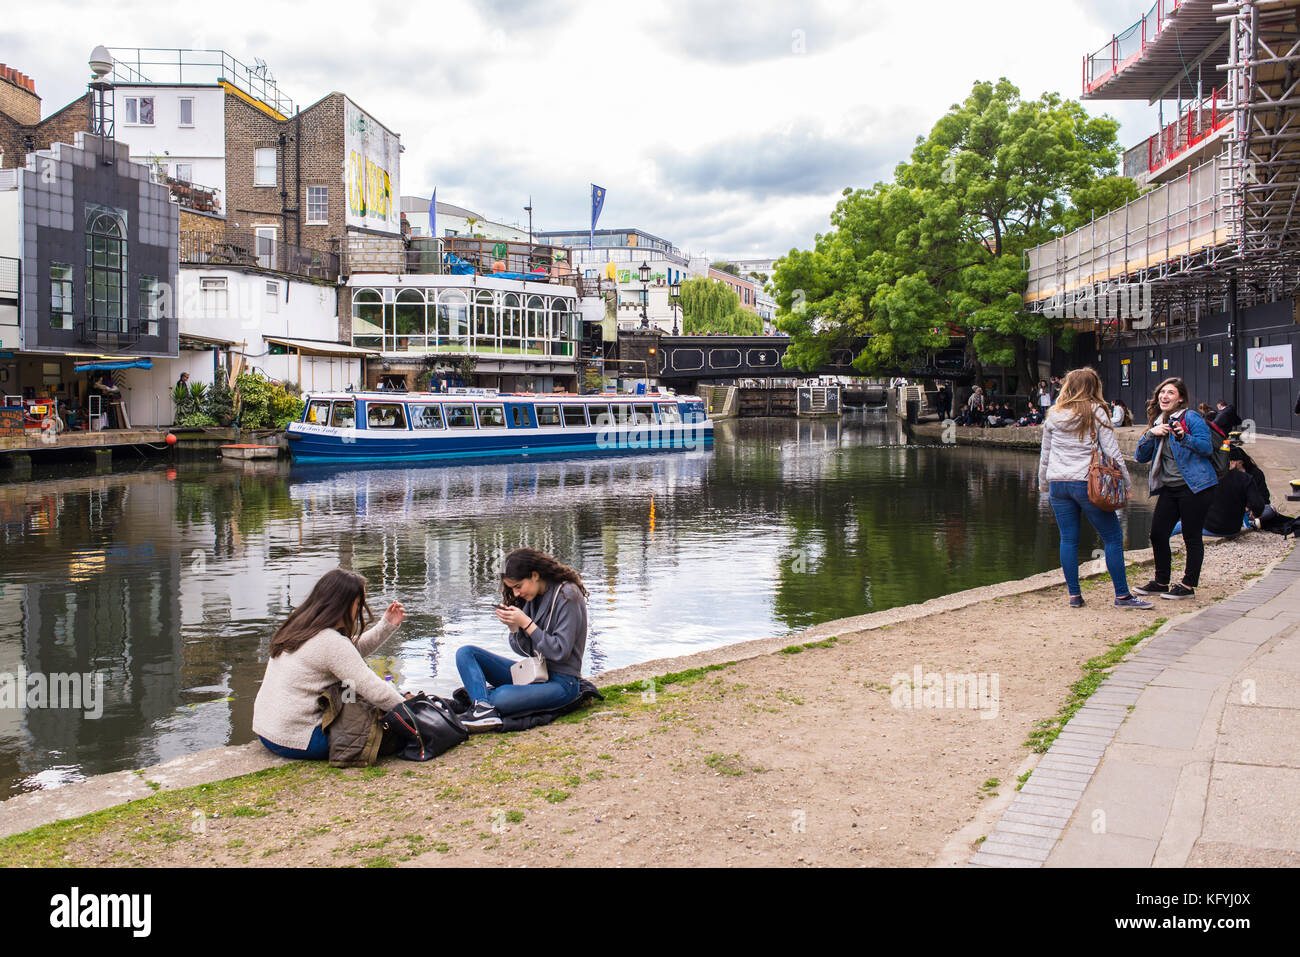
[455,548,589,730]
[1038,368,1151,609]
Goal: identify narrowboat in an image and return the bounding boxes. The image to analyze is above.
[285,389,712,463]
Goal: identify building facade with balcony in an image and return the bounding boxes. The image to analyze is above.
[346,273,584,393]
[0,133,178,426]
[1026,0,1300,436]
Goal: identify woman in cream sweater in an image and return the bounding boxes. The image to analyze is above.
[253,568,407,759]
[1037,368,1151,610]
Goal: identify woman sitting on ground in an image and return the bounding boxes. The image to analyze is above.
[456,548,589,732]
[253,568,407,760]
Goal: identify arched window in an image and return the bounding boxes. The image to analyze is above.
[474,290,497,353]
[438,290,468,350]
[501,293,521,354]
[352,288,383,350]
[395,288,426,353]
[526,295,545,354]
[86,209,127,333]
[549,298,569,356]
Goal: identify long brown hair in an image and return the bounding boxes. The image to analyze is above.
[1050,367,1111,439]
[1145,377,1189,425]
[270,568,372,657]
[500,548,589,607]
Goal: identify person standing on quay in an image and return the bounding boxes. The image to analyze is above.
[1133,377,1219,600]
[1037,368,1152,609]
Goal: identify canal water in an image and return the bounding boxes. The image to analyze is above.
[0,413,1155,797]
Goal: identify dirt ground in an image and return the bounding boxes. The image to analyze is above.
[8,532,1289,868]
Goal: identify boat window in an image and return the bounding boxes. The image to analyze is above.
[562,405,587,427]
[510,406,534,428]
[330,401,356,429]
[611,403,634,424]
[367,403,407,429]
[536,405,561,427]
[585,404,611,426]
[657,403,681,424]
[445,404,476,428]
[409,404,445,430]
[633,403,656,425]
[306,399,331,424]
[477,405,506,428]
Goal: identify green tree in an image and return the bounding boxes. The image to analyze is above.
[710,261,740,277]
[679,276,762,335]
[773,78,1139,390]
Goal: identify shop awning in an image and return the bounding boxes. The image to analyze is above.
[263,337,376,358]
[73,359,155,372]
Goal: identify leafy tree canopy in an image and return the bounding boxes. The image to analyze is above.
[680,276,762,335]
[773,78,1139,389]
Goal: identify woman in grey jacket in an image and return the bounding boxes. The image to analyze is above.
[456,548,589,730]
[1038,368,1151,609]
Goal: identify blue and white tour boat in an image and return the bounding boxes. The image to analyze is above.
[285,389,712,463]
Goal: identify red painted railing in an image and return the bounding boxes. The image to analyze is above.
[1122,86,1231,177]
[1083,0,1186,95]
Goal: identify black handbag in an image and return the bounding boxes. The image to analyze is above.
[380,692,468,761]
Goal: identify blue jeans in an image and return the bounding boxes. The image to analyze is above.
[259,724,329,760]
[1049,481,1132,598]
[455,645,582,716]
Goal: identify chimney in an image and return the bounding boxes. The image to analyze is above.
[0,64,41,125]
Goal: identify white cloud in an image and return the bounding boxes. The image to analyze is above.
[6,0,1167,257]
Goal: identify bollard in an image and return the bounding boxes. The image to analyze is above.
[906,398,920,424]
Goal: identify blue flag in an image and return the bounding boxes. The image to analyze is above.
[590,184,606,249]
[428,189,437,239]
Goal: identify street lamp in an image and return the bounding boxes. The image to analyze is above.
[638,261,651,328]
[669,279,681,335]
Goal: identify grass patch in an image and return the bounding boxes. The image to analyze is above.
[704,753,746,776]
[540,789,570,803]
[505,810,524,824]
[1025,617,1168,753]
[779,636,840,655]
[594,661,737,707]
[1016,771,1031,791]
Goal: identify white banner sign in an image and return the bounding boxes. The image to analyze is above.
[344,100,401,234]
[1246,344,1293,380]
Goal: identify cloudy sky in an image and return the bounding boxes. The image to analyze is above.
[5,0,1159,258]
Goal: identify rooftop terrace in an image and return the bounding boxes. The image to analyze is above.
[106,47,295,119]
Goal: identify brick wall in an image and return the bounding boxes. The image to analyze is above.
[178,208,225,244]
[0,94,90,169]
[224,91,349,255]
[0,67,39,125]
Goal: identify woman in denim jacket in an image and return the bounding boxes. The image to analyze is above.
[1134,377,1219,599]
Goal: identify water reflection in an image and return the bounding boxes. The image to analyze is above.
[0,413,1152,796]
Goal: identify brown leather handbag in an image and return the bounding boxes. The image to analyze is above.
[1087,419,1128,512]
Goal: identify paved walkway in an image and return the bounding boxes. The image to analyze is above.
[971,545,1300,867]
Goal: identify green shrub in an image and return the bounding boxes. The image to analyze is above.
[204,368,236,426]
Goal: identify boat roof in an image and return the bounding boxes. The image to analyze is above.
[303,390,689,401]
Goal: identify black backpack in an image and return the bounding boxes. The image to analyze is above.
[1204,418,1232,477]
[380,692,468,761]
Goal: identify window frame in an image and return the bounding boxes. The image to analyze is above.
[408,404,446,430]
[254,147,277,187]
[476,404,507,429]
[536,405,562,427]
[365,402,408,430]
[444,404,476,429]
[585,403,612,427]
[138,275,161,337]
[50,263,74,330]
[124,96,154,126]
[562,405,588,428]
[330,401,356,429]
[178,97,194,127]
[306,186,328,225]
[306,399,332,425]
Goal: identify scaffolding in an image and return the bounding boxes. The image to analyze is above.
[1026,1,1300,334]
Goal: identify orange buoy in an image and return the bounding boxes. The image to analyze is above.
[165,433,178,445]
